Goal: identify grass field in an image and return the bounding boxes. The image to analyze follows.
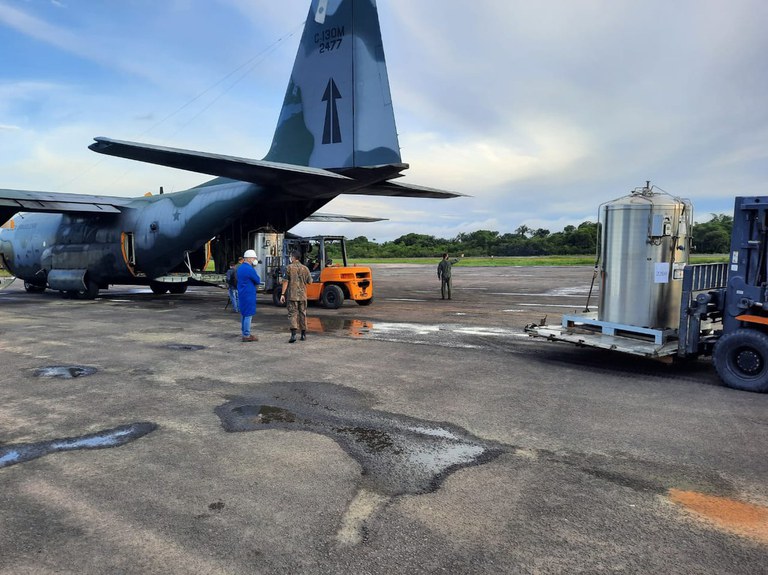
[351,254,729,267]
[0,255,729,277]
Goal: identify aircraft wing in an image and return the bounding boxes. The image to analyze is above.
[0,188,130,226]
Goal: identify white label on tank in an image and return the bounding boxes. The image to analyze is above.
[732,251,739,264]
[731,264,739,271]
[654,262,669,283]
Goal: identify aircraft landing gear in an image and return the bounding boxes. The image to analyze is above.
[24,281,46,293]
[150,280,188,295]
[76,279,100,300]
[168,282,188,294]
[150,281,169,295]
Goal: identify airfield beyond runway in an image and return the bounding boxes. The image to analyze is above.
[1,264,767,574]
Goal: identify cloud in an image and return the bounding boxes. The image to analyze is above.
[1,0,766,240]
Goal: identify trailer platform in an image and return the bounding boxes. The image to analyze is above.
[526,311,680,359]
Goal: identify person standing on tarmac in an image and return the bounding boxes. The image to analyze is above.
[280,250,313,343]
[437,253,463,300]
[225,261,239,313]
[237,250,261,342]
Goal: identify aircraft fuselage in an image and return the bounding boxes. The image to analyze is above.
[0,179,266,288]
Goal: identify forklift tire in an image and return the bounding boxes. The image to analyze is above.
[272,289,286,307]
[356,297,373,306]
[713,328,768,392]
[322,284,344,309]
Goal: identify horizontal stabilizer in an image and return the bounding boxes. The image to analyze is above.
[90,137,461,200]
[345,180,467,199]
[305,212,386,223]
[89,138,351,192]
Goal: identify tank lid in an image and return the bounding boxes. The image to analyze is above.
[631,181,655,198]
[602,181,691,209]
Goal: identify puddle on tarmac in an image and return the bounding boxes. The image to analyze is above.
[669,489,768,544]
[33,366,97,379]
[0,422,157,469]
[166,344,206,351]
[305,317,523,349]
[232,405,297,424]
[215,382,503,497]
[306,317,373,337]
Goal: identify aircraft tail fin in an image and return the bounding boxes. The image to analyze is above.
[264,0,401,169]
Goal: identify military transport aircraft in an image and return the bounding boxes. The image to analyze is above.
[0,0,461,299]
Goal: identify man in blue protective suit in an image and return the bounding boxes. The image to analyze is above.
[237,249,261,342]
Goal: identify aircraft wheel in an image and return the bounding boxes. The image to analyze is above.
[356,297,373,306]
[321,284,344,309]
[24,281,46,293]
[77,279,100,300]
[149,281,169,295]
[713,328,768,392]
[168,282,188,294]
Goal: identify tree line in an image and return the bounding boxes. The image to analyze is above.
[344,214,734,258]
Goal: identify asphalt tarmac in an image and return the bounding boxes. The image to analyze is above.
[1,264,767,574]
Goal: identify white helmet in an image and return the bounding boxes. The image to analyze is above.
[243,249,257,259]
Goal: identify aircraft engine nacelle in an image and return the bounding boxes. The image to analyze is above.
[47,269,89,292]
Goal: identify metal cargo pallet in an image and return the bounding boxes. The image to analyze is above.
[527,322,680,359]
[560,312,676,345]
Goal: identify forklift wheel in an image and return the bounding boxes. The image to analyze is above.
[713,328,768,392]
[272,289,286,307]
[322,284,344,309]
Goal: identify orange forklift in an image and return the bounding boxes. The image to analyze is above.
[270,235,373,308]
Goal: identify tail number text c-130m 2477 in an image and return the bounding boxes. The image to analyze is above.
[316,26,344,53]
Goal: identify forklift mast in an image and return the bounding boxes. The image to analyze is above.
[723,197,768,332]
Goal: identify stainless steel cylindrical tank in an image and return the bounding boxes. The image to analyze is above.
[598,185,692,329]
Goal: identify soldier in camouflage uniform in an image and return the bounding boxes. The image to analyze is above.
[437,253,462,300]
[280,250,313,343]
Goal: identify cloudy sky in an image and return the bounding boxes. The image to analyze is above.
[1,0,766,241]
